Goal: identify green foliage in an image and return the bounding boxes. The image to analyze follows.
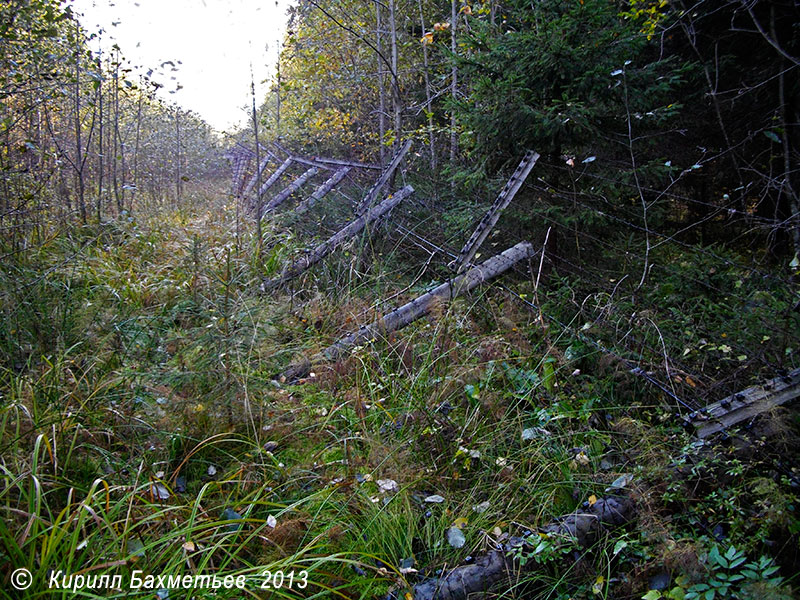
[643,545,790,600]
[453,0,685,159]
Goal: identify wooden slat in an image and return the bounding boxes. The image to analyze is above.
[451,150,539,273]
[280,240,534,381]
[310,156,382,170]
[263,185,415,291]
[294,167,351,216]
[256,157,294,199]
[228,147,254,197]
[261,167,319,216]
[271,140,380,170]
[241,152,275,198]
[354,139,413,216]
[691,368,800,438]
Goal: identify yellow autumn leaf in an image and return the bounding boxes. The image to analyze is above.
[453,517,468,528]
[588,494,597,506]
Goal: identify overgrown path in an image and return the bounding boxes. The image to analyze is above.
[1,171,798,600]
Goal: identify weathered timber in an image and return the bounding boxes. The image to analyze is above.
[271,141,380,170]
[225,145,254,197]
[692,367,800,438]
[354,138,412,216]
[263,185,415,291]
[451,150,539,273]
[294,167,351,216]
[310,156,381,170]
[284,154,335,171]
[241,152,275,198]
[280,240,534,381]
[261,167,319,216]
[411,495,634,600]
[255,157,294,201]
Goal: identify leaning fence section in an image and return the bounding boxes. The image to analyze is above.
[225,142,800,437]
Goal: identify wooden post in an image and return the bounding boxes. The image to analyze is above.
[261,166,319,216]
[263,185,415,291]
[294,167,351,216]
[355,139,412,216]
[451,150,540,273]
[281,241,534,381]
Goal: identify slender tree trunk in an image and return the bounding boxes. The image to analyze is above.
[388,0,401,149]
[449,0,458,165]
[97,58,103,222]
[770,8,800,260]
[251,69,263,255]
[276,56,281,136]
[130,94,142,213]
[112,52,121,213]
[376,1,387,164]
[73,20,86,223]
[175,106,181,204]
[418,0,436,171]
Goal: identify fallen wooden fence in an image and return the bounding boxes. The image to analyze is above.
[255,157,294,202]
[451,150,539,273]
[355,139,412,216]
[272,141,380,171]
[294,167,351,216]
[261,166,319,216]
[280,240,534,381]
[241,152,275,199]
[226,145,254,197]
[689,367,800,438]
[411,495,634,600]
[263,185,415,291]
[310,156,381,170]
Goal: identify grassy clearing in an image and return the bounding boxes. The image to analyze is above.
[0,185,798,599]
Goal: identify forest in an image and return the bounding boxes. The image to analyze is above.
[0,0,799,598]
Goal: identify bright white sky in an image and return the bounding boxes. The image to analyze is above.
[70,0,294,132]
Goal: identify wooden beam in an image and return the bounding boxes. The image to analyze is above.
[354,139,412,216]
[261,167,319,216]
[263,185,415,291]
[310,156,382,170]
[294,167,351,216]
[412,495,634,600]
[241,152,275,198]
[451,150,540,273]
[271,140,380,170]
[255,157,294,200]
[286,155,336,171]
[280,240,534,381]
[691,368,800,438]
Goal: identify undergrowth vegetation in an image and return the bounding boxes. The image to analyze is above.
[1,180,798,599]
